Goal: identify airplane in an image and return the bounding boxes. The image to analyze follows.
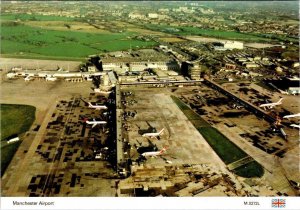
[94,88,112,95]
[80,98,108,110]
[85,118,107,128]
[88,102,108,110]
[283,113,300,119]
[259,98,283,109]
[142,128,164,139]
[24,76,33,81]
[290,124,300,129]
[45,76,57,81]
[141,147,167,157]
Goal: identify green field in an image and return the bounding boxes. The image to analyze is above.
[1,104,36,176]
[233,161,265,178]
[1,14,75,21]
[1,104,36,141]
[171,96,210,127]
[171,96,264,178]
[144,24,297,43]
[198,127,248,164]
[1,142,22,176]
[1,15,157,60]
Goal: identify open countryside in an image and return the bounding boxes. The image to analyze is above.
[1,14,156,60]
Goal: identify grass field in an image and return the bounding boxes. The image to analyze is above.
[171,96,264,178]
[1,14,75,21]
[198,127,248,164]
[1,141,22,176]
[171,96,210,127]
[144,24,297,43]
[1,104,36,176]
[233,161,265,178]
[1,104,36,141]
[1,14,157,59]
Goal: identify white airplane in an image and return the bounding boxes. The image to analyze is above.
[85,118,107,128]
[88,102,108,110]
[141,147,167,157]
[283,113,300,119]
[7,72,16,79]
[290,124,300,129]
[24,76,33,81]
[142,128,165,138]
[94,88,112,95]
[259,98,283,109]
[45,76,57,81]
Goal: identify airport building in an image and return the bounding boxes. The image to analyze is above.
[188,63,201,80]
[223,41,244,50]
[214,41,244,51]
[102,60,180,73]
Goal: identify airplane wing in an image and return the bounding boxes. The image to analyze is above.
[92,124,97,128]
[290,124,300,128]
[152,136,159,141]
[80,98,89,106]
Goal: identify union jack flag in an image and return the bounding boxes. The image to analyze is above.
[272,199,286,208]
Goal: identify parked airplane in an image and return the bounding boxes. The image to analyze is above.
[259,98,283,109]
[85,118,107,128]
[24,76,33,81]
[283,113,300,119]
[88,102,108,110]
[80,98,108,110]
[290,124,300,129]
[45,76,57,81]
[94,88,112,95]
[141,147,167,157]
[142,128,164,138]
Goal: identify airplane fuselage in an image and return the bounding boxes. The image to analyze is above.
[141,147,167,157]
[259,99,283,109]
[88,104,108,110]
[141,151,161,157]
[142,128,164,138]
[94,89,112,94]
[142,133,160,137]
[290,124,300,128]
[86,121,107,125]
[283,113,300,119]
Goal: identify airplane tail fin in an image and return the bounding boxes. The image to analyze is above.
[159,128,165,135]
[159,146,168,155]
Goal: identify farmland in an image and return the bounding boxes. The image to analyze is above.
[143,24,297,43]
[0,14,157,60]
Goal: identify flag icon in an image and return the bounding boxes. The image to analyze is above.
[272,199,286,208]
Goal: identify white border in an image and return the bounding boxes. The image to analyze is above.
[1,197,299,210]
